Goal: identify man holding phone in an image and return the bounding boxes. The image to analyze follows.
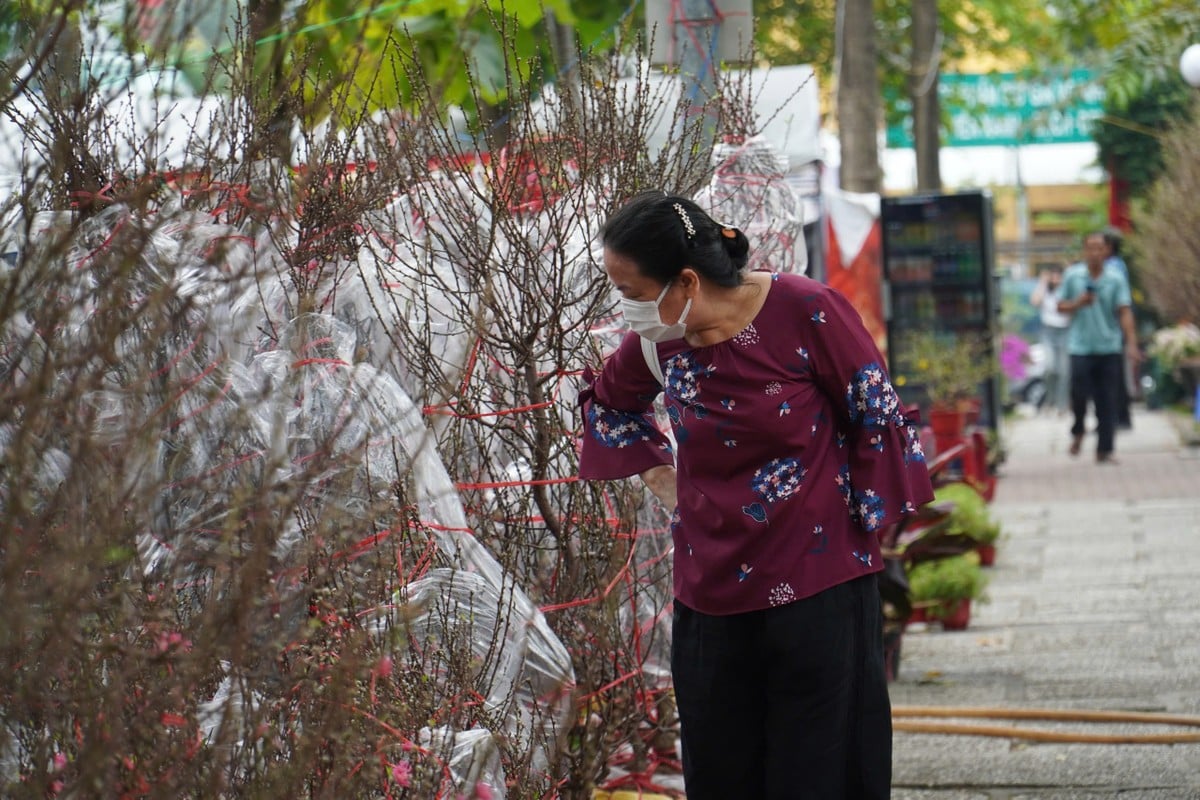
[1057,231,1139,463]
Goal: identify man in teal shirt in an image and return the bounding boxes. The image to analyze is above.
[1058,231,1139,463]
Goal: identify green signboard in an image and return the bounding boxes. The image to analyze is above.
[887,69,1104,148]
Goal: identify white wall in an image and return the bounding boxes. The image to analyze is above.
[881,141,1104,193]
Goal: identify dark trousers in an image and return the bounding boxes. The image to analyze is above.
[1116,352,1132,427]
[671,574,891,800]
[1070,352,1122,456]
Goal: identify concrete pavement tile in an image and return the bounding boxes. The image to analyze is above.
[894,736,1200,794]
[892,407,1200,797]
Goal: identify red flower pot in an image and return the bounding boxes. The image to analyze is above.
[928,406,967,454]
[928,406,966,437]
[938,598,972,630]
[976,543,996,567]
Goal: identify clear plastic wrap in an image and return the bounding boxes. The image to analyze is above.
[694,134,808,275]
[414,726,506,800]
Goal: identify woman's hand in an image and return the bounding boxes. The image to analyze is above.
[639,464,678,510]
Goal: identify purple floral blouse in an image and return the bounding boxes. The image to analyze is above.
[578,272,934,615]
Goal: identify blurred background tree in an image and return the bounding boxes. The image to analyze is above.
[1129,107,1200,326]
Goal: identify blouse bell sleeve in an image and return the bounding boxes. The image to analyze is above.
[577,332,675,481]
[806,289,935,534]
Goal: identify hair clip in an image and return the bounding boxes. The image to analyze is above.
[673,203,696,239]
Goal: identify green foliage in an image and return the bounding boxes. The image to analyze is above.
[114,0,603,129]
[1054,0,1198,200]
[753,0,836,68]
[1066,1,1200,111]
[289,0,575,124]
[753,0,1193,174]
[0,0,18,58]
[1093,79,1195,197]
[569,0,633,55]
[933,482,1000,544]
[906,551,987,602]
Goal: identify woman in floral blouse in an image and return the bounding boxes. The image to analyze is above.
[578,192,933,798]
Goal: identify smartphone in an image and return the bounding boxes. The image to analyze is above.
[1085,281,1097,294]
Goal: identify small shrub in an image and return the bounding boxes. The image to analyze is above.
[906,552,987,605]
[933,482,1000,545]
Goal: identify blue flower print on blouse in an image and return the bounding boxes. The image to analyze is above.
[811,524,828,554]
[751,457,808,505]
[586,403,659,449]
[853,488,887,532]
[904,420,928,463]
[791,346,813,378]
[845,362,905,430]
[836,466,889,532]
[835,464,853,508]
[664,353,714,412]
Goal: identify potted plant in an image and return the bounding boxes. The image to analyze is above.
[1147,322,1200,406]
[933,481,1001,565]
[894,331,996,448]
[905,552,987,630]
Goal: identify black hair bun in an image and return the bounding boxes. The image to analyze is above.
[720,226,750,262]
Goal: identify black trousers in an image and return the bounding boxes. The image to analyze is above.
[1070,353,1122,456]
[671,574,891,800]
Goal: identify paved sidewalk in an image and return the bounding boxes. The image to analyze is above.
[890,405,1200,799]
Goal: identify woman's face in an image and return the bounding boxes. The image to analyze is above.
[603,248,660,301]
[603,248,692,324]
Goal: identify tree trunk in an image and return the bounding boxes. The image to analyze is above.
[677,0,719,186]
[247,0,290,164]
[42,15,104,215]
[910,0,942,192]
[837,0,881,193]
[545,12,580,112]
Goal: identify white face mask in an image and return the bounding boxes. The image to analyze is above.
[620,280,692,342]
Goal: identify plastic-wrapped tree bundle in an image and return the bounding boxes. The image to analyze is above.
[152,211,264,367]
[234,315,574,765]
[351,362,578,766]
[0,206,258,541]
[356,187,482,411]
[382,568,570,781]
[0,173,594,791]
[0,205,289,785]
[693,135,808,275]
[124,308,573,783]
[472,180,614,506]
[413,727,506,800]
[0,210,73,396]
